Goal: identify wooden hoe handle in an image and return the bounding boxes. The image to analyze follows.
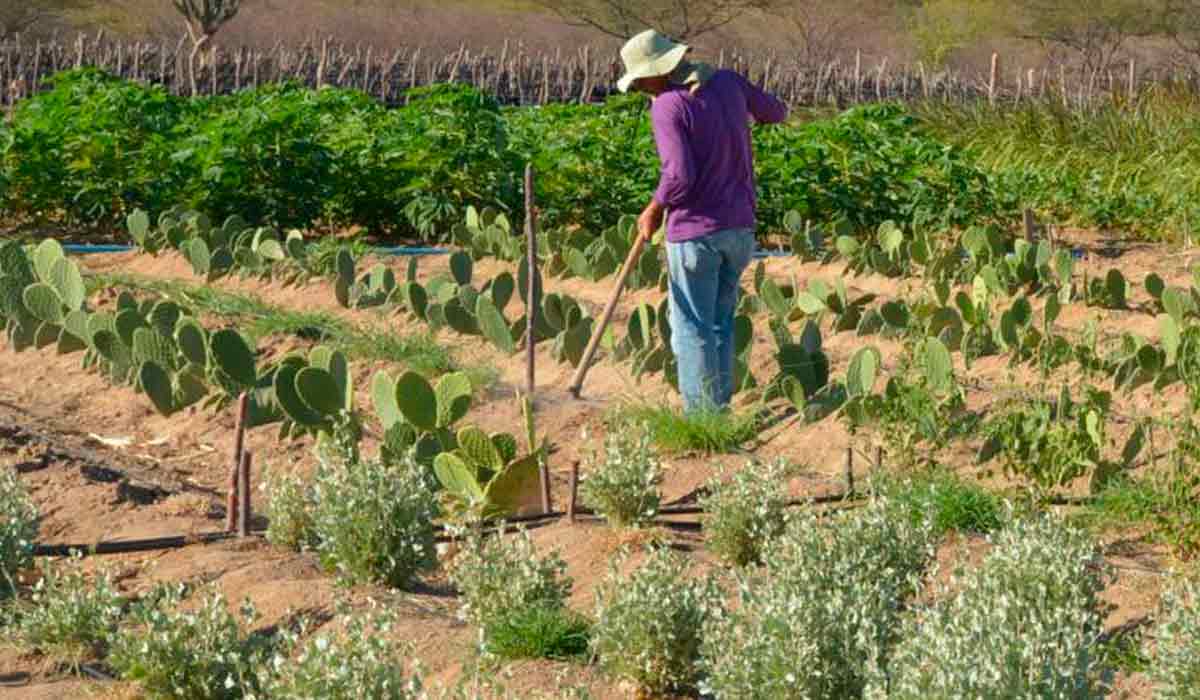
[568,233,649,398]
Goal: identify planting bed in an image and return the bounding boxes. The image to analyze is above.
[0,222,1194,698]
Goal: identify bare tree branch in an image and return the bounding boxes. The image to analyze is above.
[531,0,779,41]
[0,0,92,42]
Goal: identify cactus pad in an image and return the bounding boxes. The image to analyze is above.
[140,362,176,417]
[449,251,473,286]
[210,329,257,387]
[394,371,438,432]
[274,363,325,427]
[371,372,402,429]
[476,295,515,354]
[846,346,880,398]
[175,319,208,366]
[48,258,85,311]
[295,366,344,416]
[490,272,515,312]
[433,452,485,503]
[133,328,178,371]
[917,337,952,392]
[434,372,473,428]
[22,283,64,325]
[32,240,65,283]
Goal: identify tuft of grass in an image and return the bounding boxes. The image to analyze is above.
[336,328,455,374]
[610,402,760,454]
[879,469,1006,535]
[1073,476,1164,531]
[484,605,591,661]
[1097,625,1151,675]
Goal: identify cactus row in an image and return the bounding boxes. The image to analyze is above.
[127,207,318,285]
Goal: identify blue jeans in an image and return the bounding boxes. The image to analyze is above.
[667,228,756,413]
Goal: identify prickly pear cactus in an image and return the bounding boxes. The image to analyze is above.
[434,372,473,429]
[846,346,880,398]
[923,337,954,394]
[209,329,257,388]
[139,361,177,417]
[449,251,473,287]
[476,295,515,354]
[22,284,65,325]
[395,371,439,432]
[295,366,344,417]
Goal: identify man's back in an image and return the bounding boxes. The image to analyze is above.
[650,69,788,243]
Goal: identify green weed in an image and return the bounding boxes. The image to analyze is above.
[879,469,1006,535]
[484,605,591,662]
[611,402,761,454]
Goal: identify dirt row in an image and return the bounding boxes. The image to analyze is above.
[1,229,1194,697]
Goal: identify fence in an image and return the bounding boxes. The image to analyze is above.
[0,32,1194,109]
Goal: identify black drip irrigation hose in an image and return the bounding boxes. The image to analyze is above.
[30,493,872,558]
[33,489,1102,558]
[33,530,246,557]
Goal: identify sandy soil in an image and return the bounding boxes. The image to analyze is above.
[1,227,1193,698]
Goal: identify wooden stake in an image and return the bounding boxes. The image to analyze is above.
[237,449,252,538]
[567,461,579,523]
[1023,208,1037,243]
[875,445,883,473]
[988,52,998,106]
[227,393,249,532]
[225,462,239,532]
[525,163,537,396]
[844,446,855,496]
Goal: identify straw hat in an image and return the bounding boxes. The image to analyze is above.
[617,29,690,93]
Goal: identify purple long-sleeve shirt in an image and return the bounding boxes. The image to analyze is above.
[650,70,788,243]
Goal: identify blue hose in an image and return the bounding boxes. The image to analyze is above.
[63,243,793,259]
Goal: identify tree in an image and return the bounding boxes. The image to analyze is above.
[532,0,779,41]
[172,0,241,95]
[773,0,874,65]
[0,0,91,41]
[904,0,1000,69]
[1007,0,1166,74]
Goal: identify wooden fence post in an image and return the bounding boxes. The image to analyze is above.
[237,449,252,537]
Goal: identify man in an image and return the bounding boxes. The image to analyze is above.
[618,29,788,413]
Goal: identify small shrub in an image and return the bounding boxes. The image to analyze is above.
[591,547,720,695]
[447,528,575,658]
[880,516,1110,699]
[618,403,760,454]
[0,467,38,595]
[1151,574,1200,699]
[484,604,591,661]
[109,586,273,700]
[309,451,439,589]
[14,562,124,668]
[700,499,935,699]
[880,469,1005,535]
[699,459,792,567]
[579,428,662,529]
[257,609,424,700]
[263,466,315,551]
